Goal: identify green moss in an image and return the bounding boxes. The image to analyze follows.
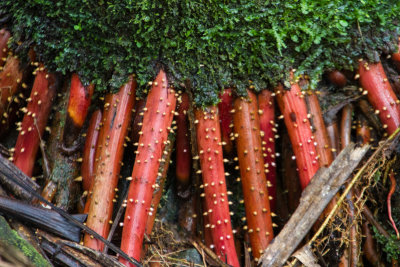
[0,216,50,267]
[1,0,399,106]
[373,226,400,261]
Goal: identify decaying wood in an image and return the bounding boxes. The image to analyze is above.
[0,154,141,266]
[263,127,400,267]
[45,81,81,211]
[293,245,321,267]
[0,196,84,242]
[0,182,51,265]
[0,154,40,201]
[0,214,49,267]
[0,239,35,267]
[259,143,369,267]
[38,230,125,267]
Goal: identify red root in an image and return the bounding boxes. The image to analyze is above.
[233,91,274,261]
[81,109,102,192]
[305,91,333,167]
[327,70,347,87]
[120,70,176,264]
[275,81,319,189]
[143,136,173,257]
[13,67,56,176]
[362,222,382,266]
[130,98,146,144]
[358,60,400,135]
[326,120,340,159]
[0,56,23,124]
[218,88,234,155]
[63,74,94,148]
[0,29,10,67]
[392,37,400,72]
[194,105,239,267]
[84,76,136,251]
[175,92,191,185]
[356,117,371,145]
[340,104,353,150]
[341,104,359,267]
[258,90,277,211]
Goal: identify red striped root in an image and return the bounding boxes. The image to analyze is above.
[0,29,10,67]
[218,88,234,155]
[0,56,23,124]
[81,109,102,192]
[194,105,239,267]
[175,92,191,186]
[257,90,277,211]
[275,81,319,189]
[233,91,274,261]
[84,76,136,251]
[120,70,177,264]
[305,91,333,167]
[13,67,57,176]
[358,60,400,135]
[62,74,94,148]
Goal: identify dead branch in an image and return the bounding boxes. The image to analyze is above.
[0,154,40,201]
[259,143,369,267]
[37,230,125,267]
[0,195,84,242]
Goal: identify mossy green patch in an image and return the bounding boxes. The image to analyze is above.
[0,216,50,267]
[1,1,399,106]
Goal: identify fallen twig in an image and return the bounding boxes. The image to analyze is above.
[260,143,369,266]
[0,153,40,200]
[293,245,321,267]
[190,238,230,267]
[37,230,125,267]
[0,195,85,242]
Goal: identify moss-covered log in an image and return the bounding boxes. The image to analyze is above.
[0,215,50,266]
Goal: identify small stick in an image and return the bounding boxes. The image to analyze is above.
[191,238,230,267]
